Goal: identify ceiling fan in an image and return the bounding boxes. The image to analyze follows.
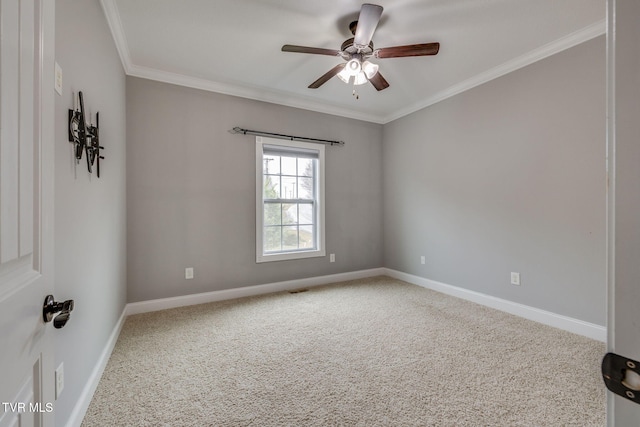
[281,3,440,92]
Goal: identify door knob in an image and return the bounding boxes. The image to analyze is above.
[43,295,74,328]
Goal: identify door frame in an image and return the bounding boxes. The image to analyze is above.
[605,0,640,425]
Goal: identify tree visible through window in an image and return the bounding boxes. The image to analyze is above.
[256,137,325,262]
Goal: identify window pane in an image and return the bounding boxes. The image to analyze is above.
[263,155,280,175]
[298,177,314,200]
[299,203,313,225]
[264,226,282,253]
[282,226,299,250]
[281,156,297,176]
[264,175,280,199]
[281,176,297,199]
[282,203,298,225]
[298,158,313,177]
[264,203,282,226]
[299,225,314,249]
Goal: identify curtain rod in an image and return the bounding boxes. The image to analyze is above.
[229,127,345,146]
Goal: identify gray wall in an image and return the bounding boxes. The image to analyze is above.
[126,77,383,302]
[127,37,607,325]
[383,36,606,325]
[54,0,127,425]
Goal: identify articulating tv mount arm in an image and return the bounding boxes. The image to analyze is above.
[68,91,104,177]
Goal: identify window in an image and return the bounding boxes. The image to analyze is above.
[256,137,325,262]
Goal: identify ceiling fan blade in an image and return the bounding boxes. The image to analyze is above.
[368,71,389,91]
[308,63,346,89]
[354,4,383,48]
[282,45,341,56]
[375,42,440,58]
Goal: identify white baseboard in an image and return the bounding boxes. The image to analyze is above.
[126,268,606,342]
[126,268,386,316]
[384,268,606,342]
[65,306,127,427]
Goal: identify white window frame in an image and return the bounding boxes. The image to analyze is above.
[256,136,326,263]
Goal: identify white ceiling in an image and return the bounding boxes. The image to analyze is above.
[101,0,605,124]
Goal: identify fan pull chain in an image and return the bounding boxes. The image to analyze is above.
[352,87,360,100]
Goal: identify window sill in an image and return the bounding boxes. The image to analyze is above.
[256,248,326,263]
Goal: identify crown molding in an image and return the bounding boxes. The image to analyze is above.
[382,19,606,123]
[99,0,385,123]
[100,0,133,73]
[100,0,604,125]
[126,64,387,124]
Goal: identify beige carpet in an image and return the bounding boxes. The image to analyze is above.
[82,276,605,426]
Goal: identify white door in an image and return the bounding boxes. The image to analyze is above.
[0,0,55,426]
[607,0,640,425]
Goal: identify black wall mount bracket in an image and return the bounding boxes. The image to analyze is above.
[68,91,104,177]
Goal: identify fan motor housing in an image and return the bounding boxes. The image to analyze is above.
[341,38,374,55]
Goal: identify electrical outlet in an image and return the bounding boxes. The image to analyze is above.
[329,253,335,263]
[420,256,426,265]
[185,267,194,279]
[510,272,521,286]
[55,363,64,399]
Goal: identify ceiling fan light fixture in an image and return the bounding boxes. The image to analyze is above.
[338,58,365,85]
[337,67,351,83]
[346,58,362,76]
[353,71,368,86]
[362,60,379,79]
